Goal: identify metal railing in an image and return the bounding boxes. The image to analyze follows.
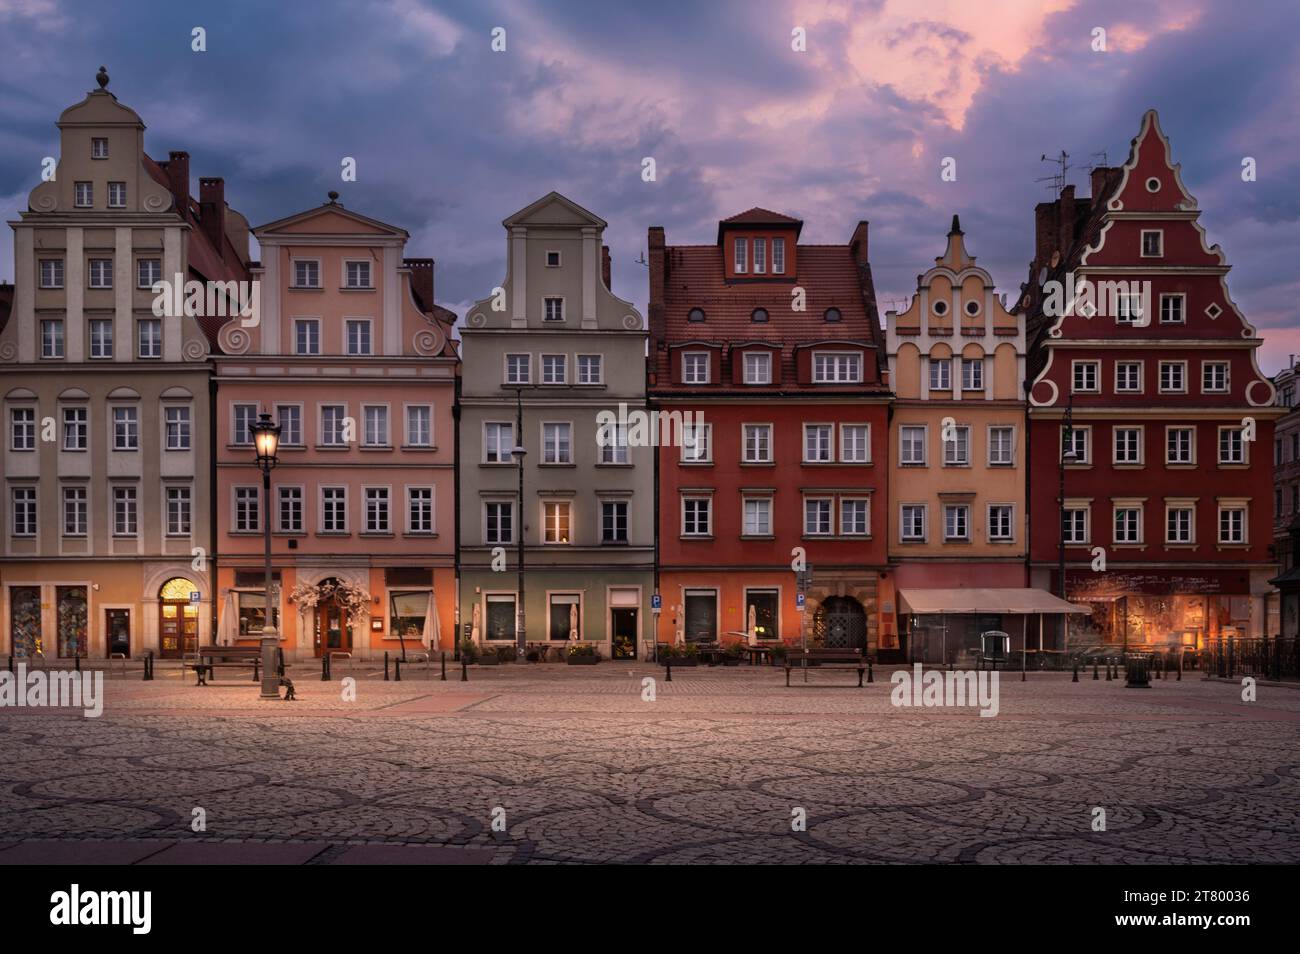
[1201,636,1300,682]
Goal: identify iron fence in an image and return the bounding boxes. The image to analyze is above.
[1201,636,1300,682]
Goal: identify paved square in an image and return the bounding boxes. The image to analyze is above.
[0,663,1296,864]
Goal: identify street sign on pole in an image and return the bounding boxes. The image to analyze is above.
[796,592,805,610]
[651,593,662,612]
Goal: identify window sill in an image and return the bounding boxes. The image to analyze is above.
[288,286,324,292]
[539,463,576,468]
[680,535,714,541]
[313,445,351,452]
[402,532,439,539]
[360,532,395,538]
[678,461,714,467]
[594,463,632,468]
[317,532,352,537]
[401,445,438,452]
[740,534,775,541]
[1111,544,1146,550]
[1113,463,1144,469]
[339,286,376,292]
[740,461,775,467]
[359,445,394,452]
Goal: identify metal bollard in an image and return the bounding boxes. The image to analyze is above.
[867,660,874,684]
[1093,660,1099,680]
[384,651,390,682]
[665,662,672,682]
[440,651,446,682]
[1072,661,1079,683]
[6,655,11,673]
[461,657,468,682]
[1177,655,1183,681]
[143,651,154,681]
[394,657,402,682]
[75,655,81,673]
[253,657,260,682]
[1105,660,1113,681]
[322,654,331,681]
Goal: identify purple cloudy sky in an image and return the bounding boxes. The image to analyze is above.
[1,0,1297,371]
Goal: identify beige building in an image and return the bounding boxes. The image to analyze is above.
[0,69,251,659]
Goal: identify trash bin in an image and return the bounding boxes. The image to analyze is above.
[1125,652,1152,688]
[980,630,1010,669]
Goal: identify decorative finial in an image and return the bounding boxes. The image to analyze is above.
[327,191,340,203]
[96,66,109,89]
[949,214,962,235]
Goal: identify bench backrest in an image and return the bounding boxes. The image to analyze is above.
[788,649,863,662]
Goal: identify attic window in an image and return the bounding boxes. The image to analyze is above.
[932,299,948,317]
[1145,177,1161,193]
[546,251,561,267]
[688,308,706,322]
[751,308,769,323]
[91,138,108,159]
[964,300,981,317]
[824,308,841,323]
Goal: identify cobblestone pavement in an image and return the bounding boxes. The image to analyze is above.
[0,664,1296,864]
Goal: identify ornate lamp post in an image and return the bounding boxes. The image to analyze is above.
[512,387,527,659]
[251,412,282,699]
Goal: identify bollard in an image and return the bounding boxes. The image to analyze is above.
[6,654,11,673]
[867,660,874,684]
[461,657,468,682]
[665,662,672,682]
[384,651,390,682]
[1072,661,1079,683]
[322,654,331,681]
[1105,660,1113,681]
[440,651,446,682]
[143,651,154,681]
[253,657,260,683]
[1178,655,1183,681]
[1093,660,1099,680]
[394,657,402,682]
[75,655,81,673]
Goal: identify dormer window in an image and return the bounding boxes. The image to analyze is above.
[772,238,785,274]
[734,238,748,274]
[753,238,766,274]
[683,352,710,385]
[91,137,108,159]
[688,308,706,323]
[545,251,561,267]
[751,308,769,323]
[743,352,772,385]
[824,308,841,323]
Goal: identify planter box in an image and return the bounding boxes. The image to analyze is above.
[661,656,698,667]
[476,654,499,666]
[566,654,599,665]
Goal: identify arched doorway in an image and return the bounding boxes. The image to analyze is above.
[314,577,353,658]
[159,577,199,659]
[814,596,867,650]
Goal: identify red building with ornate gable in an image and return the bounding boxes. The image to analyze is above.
[647,210,894,656]
[1021,110,1281,651]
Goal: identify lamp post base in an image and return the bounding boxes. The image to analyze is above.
[259,630,280,699]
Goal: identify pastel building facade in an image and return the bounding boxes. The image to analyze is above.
[213,196,458,661]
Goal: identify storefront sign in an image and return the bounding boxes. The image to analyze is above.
[1066,569,1251,597]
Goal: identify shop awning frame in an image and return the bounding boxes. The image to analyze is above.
[897,588,1090,616]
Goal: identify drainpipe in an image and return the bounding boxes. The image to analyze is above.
[208,368,219,644]
[452,370,461,661]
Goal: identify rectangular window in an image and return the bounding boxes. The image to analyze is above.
[804,498,832,536]
[42,319,65,358]
[746,589,779,640]
[753,237,767,274]
[408,487,433,534]
[112,486,137,536]
[345,261,371,288]
[321,487,348,533]
[1073,361,1099,392]
[62,486,87,536]
[1141,230,1163,257]
[682,352,710,384]
[545,251,561,267]
[406,405,432,447]
[484,501,513,544]
[110,408,137,452]
[1159,294,1184,324]
[234,486,259,532]
[772,238,785,274]
[74,182,93,207]
[1166,426,1194,465]
[1167,506,1194,544]
[543,502,571,544]
[88,259,112,288]
[901,504,926,542]
[1114,507,1142,544]
[543,297,564,321]
[364,487,390,533]
[683,590,718,643]
[841,498,870,536]
[682,423,711,463]
[1116,293,1144,324]
[576,354,603,384]
[943,504,970,541]
[321,405,347,446]
[277,487,302,533]
[1203,361,1229,393]
[1063,508,1088,544]
[483,422,514,463]
[734,237,748,274]
[988,504,1013,541]
[232,404,259,446]
[743,424,772,463]
[11,487,36,537]
[107,181,126,208]
[804,424,833,463]
[91,137,108,159]
[39,259,63,288]
[1062,426,1089,464]
[89,318,113,358]
[988,426,1014,466]
[10,408,35,451]
[744,352,772,384]
[485,593,517,642]
[599,423,628,465]
[841,424,870,463]
[137,318,162,358]
[961,358,984,391]
[1219,427,1245,465]
[165,406,191,450]
[683,497,711,536]
[62,406,87,450]
[1114,427,1142,465]
[943,425,970,466]
[813,353,862,383]
[277,405,302,446]
[362,405,389,447]
[137,258,161,288]
[601,501,628,544]
[293,260,320,288]
[1159,361,1186,393]
[345,320,371,356]
[1219,507,1246,544]
[548,593,582,641]
[1116,361,1142,392]
[294,319,320,355]
[929,358,951,391]
[505,353,531,384]
[543,422,572,464]
[743,497,772,536]
[900,425,927,465]
[541,354,567,384]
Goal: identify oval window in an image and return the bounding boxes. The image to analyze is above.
[965,300,981,317]
[1145,177,1161,193]
[932,300,948,316]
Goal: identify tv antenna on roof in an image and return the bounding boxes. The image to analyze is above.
[1090,150,1109,169]
[634,251,649,268]
[1036,150,1071,194]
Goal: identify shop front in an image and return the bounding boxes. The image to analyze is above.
[897,588,1086,665]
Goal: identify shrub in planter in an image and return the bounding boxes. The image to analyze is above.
[458,637,479,664]
[771,644,789,662]
[525,650,540,663]
[722,645,743,666]
[566,642,600,665]
[495,645,516,663]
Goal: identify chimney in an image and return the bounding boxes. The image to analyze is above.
[647,226,666,341]
[601,244,612,291]
[405,258,435,314]
[1058,184,1076,257]
[849,221,869,266]
[165,150,189,212]
[198,177,227,259]
[1090,167,1109,204]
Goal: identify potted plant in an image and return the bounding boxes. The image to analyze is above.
[495,645,516,663]
[663,643,698,667]
[566,642,600,665]
[771,643,789,664]
[722,644,743,666]
[477,643,500,665]
[459,637,481,665]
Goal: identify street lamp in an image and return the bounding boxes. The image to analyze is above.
[512,386,527,659]
[250,412,282,699]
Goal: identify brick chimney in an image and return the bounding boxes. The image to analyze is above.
[849,221,869,265]
[647,226,666,344]
[164,150,189,212]
[1057,184,1076,258]
[405,258,435,314]
[198,177,227,259]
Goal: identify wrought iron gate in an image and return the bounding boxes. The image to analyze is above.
[814,597,867,649]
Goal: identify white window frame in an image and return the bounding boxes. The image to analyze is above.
[276,403,304,447]
[483,421,515,464]
[929,357,951,392]
[505,353,532,385]
[743,351,772,385]
[1115,360,1143,393]
[542,500,572,545]
[682,351,710,385]
[1217,503,1248,545]
[900,424,928,466]
[483,500,514,545]
[1202,361,1230,394]
[1071,360,1100,394]
[840,423,871,463]
[292,259,321,289]
[812,351,862,384]
[406,486,435,535]
[1140,229,1164,258]
[961,357,984,392]
[344,318,373,356]
[363,486,391,535]
[987,503,1014,542]
[136,318,162,359]
[900,503,927,542]
[361,403,390,448]
[1165,425,1195,466]
[803,423,834,463]
[404,404,433,448]
[742,496,772,537]
[1159,293,1185,325]
[39,258,64,289]
[1113,504,1144,545]
[682,422,712,463]
[320,486,349,534]
[682,496,712,537]
[1113,425,1144,466]
[840,497,871,536]
[277,485,304,534]
[987,425,1015,466]
[942,425,970,467]
[88,258,113,289]
[733,237,748,274]
[543,296,565,322]
[540,353,567,385]
[1165,502,1195,545]
[943,504,970,542]
[343,259,373,289]
[294,318,321,356]
[541,421,573,465]
[742,423,773,464]
[576,354,603,385]
[1158,360,1187,394]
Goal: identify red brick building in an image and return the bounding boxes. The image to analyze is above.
[1021,110,1280,652]
[647,210,894,656]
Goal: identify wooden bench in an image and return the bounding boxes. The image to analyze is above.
[191,646,263,686]
[784,649,870,687]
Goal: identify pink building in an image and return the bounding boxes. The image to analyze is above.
[213,194,458,660]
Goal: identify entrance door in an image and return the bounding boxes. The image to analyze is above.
[159,578,199,659]
[611,608,638,659]
[106,608,130,658]
[315,599,351,657]
[815,597,867,650]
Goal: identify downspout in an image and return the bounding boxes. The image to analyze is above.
[452,368,461,661]
[208,364,219,644]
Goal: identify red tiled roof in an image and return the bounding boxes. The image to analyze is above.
[716,207,804,242]
[651,243,887,393]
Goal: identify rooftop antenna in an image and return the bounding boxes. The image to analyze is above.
[1090,150,1108,169]
[1036,150,1071,194]
[634,251,649,268]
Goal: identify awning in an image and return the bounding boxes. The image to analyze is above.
[897,588,1090,615]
